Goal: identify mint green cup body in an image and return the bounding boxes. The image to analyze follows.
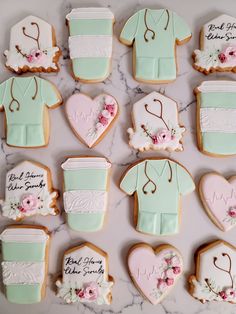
[62,157,111,232]
[66,8,114,81]
[0,227,48,304]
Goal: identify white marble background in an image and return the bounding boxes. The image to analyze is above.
[1,0,236,313]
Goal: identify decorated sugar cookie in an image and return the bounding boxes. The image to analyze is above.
[56,242,113,304]
[128,243,183,304]
[120,8,191,83]
[0,160,59,221]
[195,81,236,156]
[193,14,236,74]
[4,15,61,74]
[128,91,185,152]
[120,158,195,236]
[0,225,50,304]
[0,76,62,148]
[189,240,236,303]
[66,93,119,148]
[199,172,236,232]
[66,8,115,82]
[61,156,111,232]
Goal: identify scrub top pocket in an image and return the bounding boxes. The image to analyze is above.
[137,210,157,234]
[136,57,156,80]
[158,57,176,80]
[160,213,178,235]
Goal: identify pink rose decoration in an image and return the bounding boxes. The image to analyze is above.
[219,290,227,300]
[83,282,99,301]
[104,104,115,116]
[76,289,85,298]
[172,266,181,274]
[165,258,172,266]
[98,114,108,126]
[228,207,236,218]
[226,288,236,298]
[156,129,172,144]
[165,278,174,286]
[20,194,38,212]
[151,135,158,144]
[223,46,236,57]
[218,53,227,63]
[157,278,166,288]
[27,49,43,63]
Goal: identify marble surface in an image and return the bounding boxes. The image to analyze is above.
[1,0,236,313]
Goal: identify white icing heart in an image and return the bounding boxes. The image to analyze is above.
[200,173,236,232]
[128,244,183,305]
[66,93,118,148]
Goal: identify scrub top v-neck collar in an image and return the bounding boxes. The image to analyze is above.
[146,159,171,179]
[14,76,36,97]
[147,9,166,28]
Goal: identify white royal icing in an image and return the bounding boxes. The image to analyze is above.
[63,190,107,213]
[4,15,60,71]
[66,8,114,20]
[0,161,58,220]
[61,157,111,170]
[56,244,113,305]
[68,35,112,59]
[128,91,185,152]
[200,108,236,133]
[197,80,236,93]
[190,241,236,303]
[0,228,49,243]
[194,14,236,71]
[2,261,45,285]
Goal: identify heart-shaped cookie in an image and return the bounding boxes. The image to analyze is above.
[127,244,183,305]
[66,93,119,148]
[199,173,236,232]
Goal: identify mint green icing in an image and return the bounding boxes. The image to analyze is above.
[6,284,41,304]
[63,165,109,232]
[64,168,108,191]
[200,91,236,155]
[67,212,105,232]
[71,58,110,81]
[2,242,46,261]
[120,159,195,235]
[69,19,112,36]
[0,76,60,147]
[68,17,113,81]
[120,9,191,82]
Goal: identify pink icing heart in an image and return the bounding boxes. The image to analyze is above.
[128,245,183,305]
[200,173,236,232]
[66,93,118,148]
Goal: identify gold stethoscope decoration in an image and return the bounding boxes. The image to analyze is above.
[9,77,38,113]
[142,160,172,195]
[144,9,170,42]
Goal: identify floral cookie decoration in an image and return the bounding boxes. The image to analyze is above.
[199,172,236,232]
[193,14,236,74]
[127,91,185,152]
[0,160,59,221]
[65,93,119,148]
[56,242,113,305]
[4,15,61,73]
[127,243,183,305]
[189,240,236,303]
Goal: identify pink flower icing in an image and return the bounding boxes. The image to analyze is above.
[173,266,181,274]
[83,282,99,301]
[98,114,109,126]
[76,289,85,298]
[157,129,172,143]
[218,53,227,63]
[165,278,174,286]
[104,104,115,116]
[27,49,43,63]
[228,207,236,218]
[219,290,227,300]
[20,194,39,212]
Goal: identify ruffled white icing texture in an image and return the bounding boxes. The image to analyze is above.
[2,261,45,285]
[1,190,57,220]
[4,47,59,71]
[128,125,185,152]
[56,279,113,305]
[63,190,107,213]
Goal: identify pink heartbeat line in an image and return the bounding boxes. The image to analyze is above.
[206,189,236,205]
